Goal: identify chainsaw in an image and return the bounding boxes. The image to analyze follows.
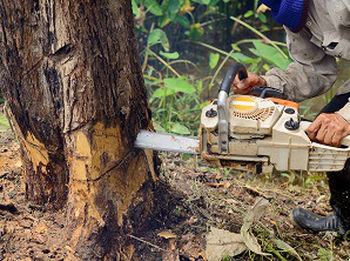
[135,63,350,174]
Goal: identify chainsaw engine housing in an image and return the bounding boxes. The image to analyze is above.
[200,95,350,174]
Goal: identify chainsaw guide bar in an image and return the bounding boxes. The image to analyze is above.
[135,130,199,154]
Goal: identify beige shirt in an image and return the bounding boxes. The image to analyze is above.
[263,0,350,122]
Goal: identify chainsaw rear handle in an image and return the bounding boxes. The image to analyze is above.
[217,63,248,154]
[251,86,287,99]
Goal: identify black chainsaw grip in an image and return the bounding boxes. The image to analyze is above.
[219,63,248,94]
[251,86,287,99]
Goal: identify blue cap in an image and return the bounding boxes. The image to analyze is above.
[259,0,309,32]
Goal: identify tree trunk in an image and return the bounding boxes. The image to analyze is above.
[0,0,158,258]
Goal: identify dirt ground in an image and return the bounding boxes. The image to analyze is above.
[1,126,350,260]
[0,128,69,260]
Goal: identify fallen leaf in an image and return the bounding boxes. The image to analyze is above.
[257,4,271,13]
[168,239,176,250]
[215,172,221,180]
[241,198,270,256]
[158,230,177,239]
[206,198,272,260]
[206,227,246,261]
[243,198,270,227]
[272,238,302,261]
[182,241,206,259]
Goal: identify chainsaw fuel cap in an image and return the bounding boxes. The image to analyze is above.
[284,118,299,130]
[284,108,295,114]
[206,108,217,118]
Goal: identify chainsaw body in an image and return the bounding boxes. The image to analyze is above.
[199,64,350,174]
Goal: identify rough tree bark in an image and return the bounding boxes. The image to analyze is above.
[0,0,159,259]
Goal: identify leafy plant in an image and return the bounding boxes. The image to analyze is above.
[318,247,334,261]
[148,74,209,135]
[133,0,293,134]
[249,40,291,70]
[0,114,9,129]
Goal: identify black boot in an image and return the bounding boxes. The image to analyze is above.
[292,208,347,235]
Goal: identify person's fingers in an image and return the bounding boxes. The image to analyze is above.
[237,78,250,89]
[233,73,260,88]
[308,115,323,132]
[233,86,242,94]
[233,86,251,94]
[330,118,350,147]
[323,128,334,145]
[331,132,343,147]
[233,75,240,87]
[306,122,321,140]
[307,118,323,140]
[233,75,250,93]
[315,123,328,143]
[250,74,260,86]
[305,113,350,146]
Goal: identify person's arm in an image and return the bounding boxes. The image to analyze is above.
[262,27,338,102]
[233,28,338,101]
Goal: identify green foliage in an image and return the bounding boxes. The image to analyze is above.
[318,247,334,261]
[159,51,179,59]
[249,41,292,70]
[134,0,293,134]
[171,122,191,135]
[147,28,169,50]
[0,114,9,129]
[148,73,208,135]
[209,53,220,69]
[144,0,163,16]
[151,78,196,98]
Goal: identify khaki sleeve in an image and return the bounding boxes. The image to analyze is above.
[262,27,337,102]
[336,101,350,123]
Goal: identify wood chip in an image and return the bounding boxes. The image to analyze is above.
[208,181,231,188]
[224,181,231,188]
[157,230,177,239]
[34,223,48,234]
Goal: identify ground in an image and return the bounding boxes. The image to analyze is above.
[1,123,350,260]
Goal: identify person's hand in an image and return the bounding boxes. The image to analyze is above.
[307,113,350,147]
[232,72,266,94]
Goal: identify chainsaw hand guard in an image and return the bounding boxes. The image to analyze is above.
[218,63,248,153]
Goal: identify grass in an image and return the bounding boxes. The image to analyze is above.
[0,114,9,130]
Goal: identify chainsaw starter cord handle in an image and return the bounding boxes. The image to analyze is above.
[219,63,248,94]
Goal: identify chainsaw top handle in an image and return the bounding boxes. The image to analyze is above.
[217,63,248,154]
[219,62,248,94]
